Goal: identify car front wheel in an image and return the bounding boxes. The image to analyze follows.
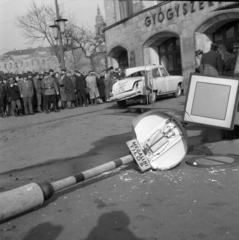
[174,84,182,98]
[117,100,127,107]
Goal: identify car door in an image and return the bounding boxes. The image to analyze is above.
[152,68,166,94]
[159,67,174,92]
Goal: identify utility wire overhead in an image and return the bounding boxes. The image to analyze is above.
[0,19,15,25]
[0,0,19,7]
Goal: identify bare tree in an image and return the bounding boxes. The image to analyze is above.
[66,24,105,71]
[16,1,69,63]
[16,1,105,71]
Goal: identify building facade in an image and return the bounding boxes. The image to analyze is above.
[104,1,239,88]
[0,47,59,74]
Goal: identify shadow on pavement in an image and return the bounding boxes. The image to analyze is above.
[21,222,63,240]
[0,132,132,192]
[83,211,144,240]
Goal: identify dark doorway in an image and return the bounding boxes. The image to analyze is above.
[118,50,129,69]
[158,37,182,76]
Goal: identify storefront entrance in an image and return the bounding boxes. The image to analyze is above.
[143,32,182,76]
[158,37,182,76]
[117,50,129,68]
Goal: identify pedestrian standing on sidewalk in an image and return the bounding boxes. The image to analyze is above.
[200,43,223,76]
[108,67,117,98]
[85,72,91,105]
[16,74,24,115]
[75,69,88,107]
[86,71,100,105]
[18,72,34,115]
[2,75,9,117]
[33,72,42,113]
[8,78,22,117]
[70,71,77,108]
[53,72,61,110]
[59,69,67,109]
[104,68,111,101]
[97,70,106,103]
[63,70,75,109]
[41,69,59,114]
[5,74,13,116]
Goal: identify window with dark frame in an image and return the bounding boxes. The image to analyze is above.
[158,37,182,76]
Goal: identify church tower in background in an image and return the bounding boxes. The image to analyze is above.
[95,5,105,39]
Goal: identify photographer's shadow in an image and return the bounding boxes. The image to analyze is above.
[84,211,143,240]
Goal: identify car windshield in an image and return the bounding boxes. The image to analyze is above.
[126,70,146,78]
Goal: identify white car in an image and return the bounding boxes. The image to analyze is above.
[111,65,184,107]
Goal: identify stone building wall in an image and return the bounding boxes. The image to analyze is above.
[104,1,239,90]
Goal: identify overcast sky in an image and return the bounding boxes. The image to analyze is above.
[0,0,105,55]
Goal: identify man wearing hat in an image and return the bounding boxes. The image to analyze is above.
[200,43,223,76]
[33,72,42,112]
[8,77,22,117]
[41,69,59,114]
[63,70,75,109]
[18,72,34,115]
[75,68,87,107]
[4,74,14,116]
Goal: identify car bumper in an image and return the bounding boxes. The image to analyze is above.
[111,89,142,101]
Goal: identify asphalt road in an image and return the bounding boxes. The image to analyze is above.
[0,96,239,240]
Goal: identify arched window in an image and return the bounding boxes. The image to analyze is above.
[158,37,182,75]
[213,20,239,54]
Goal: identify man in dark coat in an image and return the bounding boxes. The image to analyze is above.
[63,70,75,109]
[75,69,88,107]
[97,70,106,102]
[8,78,22,116]
[18,72,34,115]
[200,43,223,76]
[33,72,42,112]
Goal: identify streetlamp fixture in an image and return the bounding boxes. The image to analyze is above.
[56,18,68,34]
[49,0,68,70]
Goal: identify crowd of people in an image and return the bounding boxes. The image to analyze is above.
[0,66,126,118]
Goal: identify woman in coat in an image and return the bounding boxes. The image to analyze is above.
[63,71,75,109]
[86,72,99,105]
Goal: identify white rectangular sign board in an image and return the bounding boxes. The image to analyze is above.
[126,139,151,172]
